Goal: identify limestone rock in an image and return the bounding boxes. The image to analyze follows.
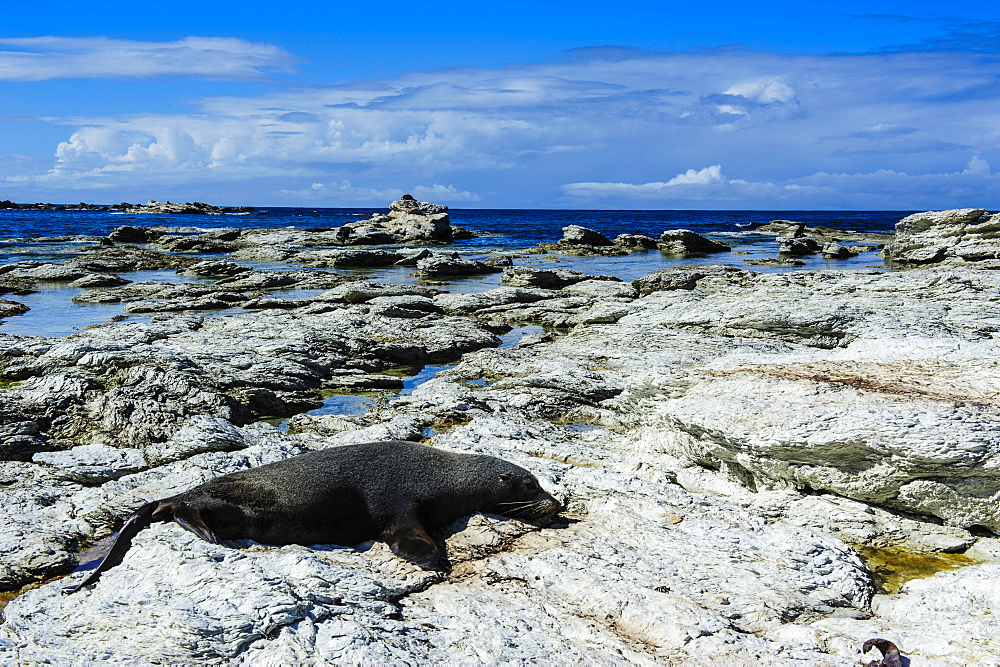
[821,243,859,259]
[107,225,165,243]
[560,225,613,246]
[501,267,620,289]
[884,208,1000,264]
[414,255,503,279]
[658,230,731,255]
[335,197,454,245]
[614,233,660,250]
[0,299,28,318]
[778,236,822,255]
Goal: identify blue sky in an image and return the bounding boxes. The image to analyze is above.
[1,0,998,209]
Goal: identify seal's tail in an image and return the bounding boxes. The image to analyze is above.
[63,500,164,594]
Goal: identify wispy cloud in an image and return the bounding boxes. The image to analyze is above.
[0,37,294,81]
[4,45,999,207]
[561,157,998,209]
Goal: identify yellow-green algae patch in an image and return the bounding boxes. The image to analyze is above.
[857,545,982,595]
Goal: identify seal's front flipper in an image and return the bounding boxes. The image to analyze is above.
[172,503,221,544]
[383,511,440,566]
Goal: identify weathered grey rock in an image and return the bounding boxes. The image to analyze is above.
[213,268,350,291]
[747,258,807,267]
[32,444,147,483]
[560,225,613,246]
[119,200,255,215]
[614,233,660,250]
[335,197,454,245]
[778,236,822,255]
[884,208,1000,264]
[757,219,807,237]
[177,260,251,278]
[71,281,249,307]
[366,295,444,318]
[502,267,621,289]
[0,262,90,282]
[315,281,440,304]
[563,279,638,300]
[392,248,433,266]
[631,266,757,296]
[658,230,731,255]
[107,225,165,243]
[822,242,858,259]
[71,246,198,272]
[69,273,130,288]
[756,220,893,244]
[0,307,500,457]
[433,286,561,316]
[0,299,28,318]
[150,233,237,254]
[414,255,502,278]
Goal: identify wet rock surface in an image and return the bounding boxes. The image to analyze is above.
[2,208,1000,663]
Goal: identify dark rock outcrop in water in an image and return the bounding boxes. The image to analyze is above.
[0,200,256,213]
[118,200,257,215]
[333,196,458,245]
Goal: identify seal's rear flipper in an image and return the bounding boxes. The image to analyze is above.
[62,500,164,594]
[173,503,221,544]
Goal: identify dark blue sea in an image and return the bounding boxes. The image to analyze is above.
[0,207,907,248]
[0,206,908,337]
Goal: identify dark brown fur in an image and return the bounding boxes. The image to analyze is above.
[66,440,561,592]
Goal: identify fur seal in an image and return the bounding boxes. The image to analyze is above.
[66,440,561,592]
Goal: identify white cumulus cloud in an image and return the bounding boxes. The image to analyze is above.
[3,45,999,207]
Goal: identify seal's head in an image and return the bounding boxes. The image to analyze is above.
[490,469,562,521]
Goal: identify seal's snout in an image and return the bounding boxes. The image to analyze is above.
[540,493,562,516]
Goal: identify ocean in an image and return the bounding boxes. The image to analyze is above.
[0,207,908,337]
[0,206,907,247]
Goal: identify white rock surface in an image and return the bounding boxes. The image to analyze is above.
[5,259,1000,663]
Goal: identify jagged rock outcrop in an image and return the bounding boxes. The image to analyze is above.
[414,254,503,279]
[334,196,456,245]
[658,229,731,255]
[0,306,500,461]
[884,208,1000,264]
[560,225,613,246]
[501,267,620,290]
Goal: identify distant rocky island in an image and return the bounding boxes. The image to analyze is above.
[0,199,257,214]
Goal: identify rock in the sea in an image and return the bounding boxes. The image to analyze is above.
[107,225,166,243]
[757,219,807,237]
[501,267,621,290]
[0,299,29,318]
[559,225,613,246]
[614,233,660,250]
[71,246,198,272]
[69,273,131,288]
[884,208,1000,264]
[119,200,255,215]
[414,255,502,279]
[821,242,858,259]
[658,230,731,255]
[335,197,455,245]
[778,236,822,255]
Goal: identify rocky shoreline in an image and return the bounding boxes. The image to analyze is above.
[1,203,999,663]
